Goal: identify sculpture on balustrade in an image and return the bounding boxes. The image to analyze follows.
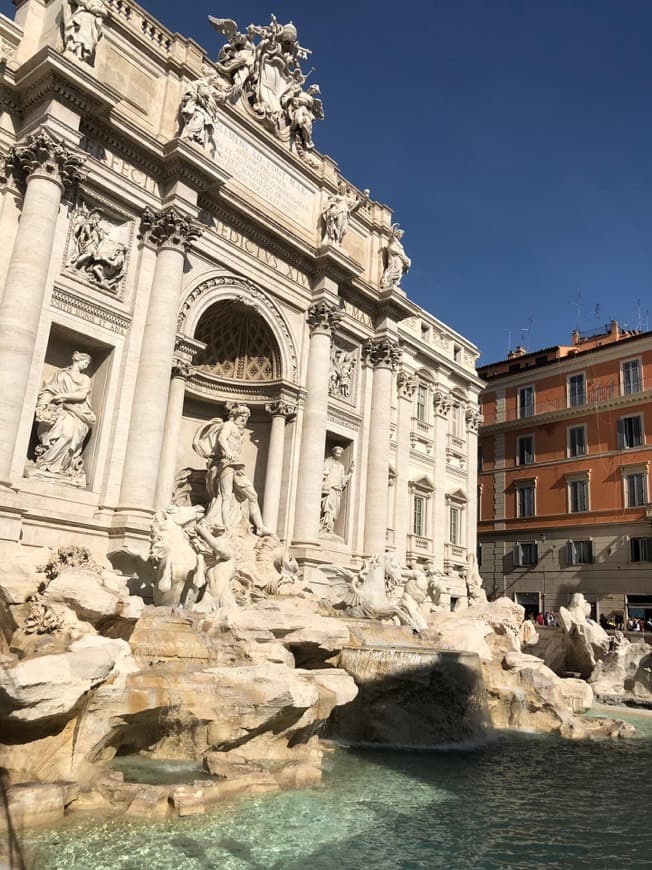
[208,14,323,156]
[193,404,272,537]
[62,0,107,64]
[26,352,96,487]
[380,224,411,289]
[320,446,355,536]
[329,346,356,400]
[66,207,128,293]
[323,181,370,245]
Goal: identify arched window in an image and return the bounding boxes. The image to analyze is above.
[194,300,280,382]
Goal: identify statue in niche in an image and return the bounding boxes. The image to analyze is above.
[62,0,107,64]
[193,404,273,537]
[67,208,128,293]
[320,446,355,536]
[208,14,323,156]
[380,224,411,289]
[323,181,370,245]
[179,74,227,149]
[329,347,356,400]
[27,351,96,487]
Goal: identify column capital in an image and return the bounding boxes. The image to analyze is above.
[397,369,418,401]
[307,300,342,336]
[433,387,452,418]
[364,337,402,370]
[265,399,297,419]
[5,128,86,191]
[171,358,195,380]
[140,207,203,252]
[465,406,483,433]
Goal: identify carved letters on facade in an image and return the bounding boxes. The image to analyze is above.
[62,0,107,64]
[380,224,411,290]
[25,352,96,488]
[207,15,324,157]
[65,205,130,294]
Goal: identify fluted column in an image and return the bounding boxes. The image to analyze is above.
[119,208,202,511]
[293,301,342,543]
[0,130,85,484]
[395,369,417,563]
[363,338,402,555]
[154,359,195,509]
[263,400,297,533]
[432,388,452,572]
[465,404,483,554]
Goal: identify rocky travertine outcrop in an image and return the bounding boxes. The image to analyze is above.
[590,634,652,703]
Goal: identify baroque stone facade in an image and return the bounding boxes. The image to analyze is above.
[0,1,481,601]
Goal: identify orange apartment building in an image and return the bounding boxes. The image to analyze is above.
[477,321,652,621]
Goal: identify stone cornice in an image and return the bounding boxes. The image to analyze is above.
[50,286,131,335]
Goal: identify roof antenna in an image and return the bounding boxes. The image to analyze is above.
[572,291,582,335]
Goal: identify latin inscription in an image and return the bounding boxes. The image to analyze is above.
[213,219,310,289]
[215,121,314,228]
[81,138,159,194]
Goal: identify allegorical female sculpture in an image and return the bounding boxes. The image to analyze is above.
[28,351,96,487]
[62,0,107,64]
[320,446,355,536]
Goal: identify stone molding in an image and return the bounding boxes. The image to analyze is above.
[363,337,402,370]
[5,129,86,191]
[50,286,131,335]
[307,300,343,336]
[265,400,297,419]
[140,207,203,252]
[397,369,418,401]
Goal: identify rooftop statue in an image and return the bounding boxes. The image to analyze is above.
[62,0,107,64]
[323,181,370,245]
[207,14,324,155]
[380,224,411,289]
[179,74,226,150]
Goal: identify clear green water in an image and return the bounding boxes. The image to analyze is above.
[26,710,652,870]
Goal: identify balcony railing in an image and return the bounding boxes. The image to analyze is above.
[482,381,648,426]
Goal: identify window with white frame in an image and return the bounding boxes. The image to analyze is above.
[622,359,642,395]
[445,488,468,546]
[517,434,534,466]
[513,541,538,567]
[518,385,534,419]
[415,384,427,422]
[631,537,652,562]
[568,424,587,458]
[568,373,586,407]
[618,415,644,449]
[515,479,536,517]
[449,505,460,545]
[624,469,647,507]
[410,477,434,539]
[413,495,425,536]
[567,539,593,564]
[567,473,589,513]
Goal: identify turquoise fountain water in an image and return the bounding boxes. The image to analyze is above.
[26,708,652,870]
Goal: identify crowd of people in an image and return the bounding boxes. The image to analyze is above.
[526,610,652,634]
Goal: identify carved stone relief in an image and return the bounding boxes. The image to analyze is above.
[64,204,131,295]
[329,344,357,402]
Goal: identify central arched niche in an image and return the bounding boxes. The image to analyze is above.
[193,300,281,382]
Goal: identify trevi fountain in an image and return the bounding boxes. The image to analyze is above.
[0,2,650,868]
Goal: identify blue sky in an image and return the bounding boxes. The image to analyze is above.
[3,0,652,363]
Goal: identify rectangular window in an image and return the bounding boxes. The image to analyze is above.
[568,425,587,458]
[569,478,589,513]
[513,542,538,567]
[568,373,586,407]
[478,445,484,472]
[631,537,652,562]
[625,472,647,507]
[623,359,642,395]
[449,506,460,545]
[416,384,427,422]
[568,539,593,564]
[517,484,535,518]
[618,415,643,449]
[517,435,534,466]
[518,386,534,419]
[413,495,425,536]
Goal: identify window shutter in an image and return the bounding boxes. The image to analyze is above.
[588,540,594,563]
[617,419,625,449]
[533,542,539,564]
[648,538,652,562]
[568,540,577,565]
[513,542,523,567]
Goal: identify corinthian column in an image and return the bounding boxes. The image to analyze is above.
[363,337,402,556]
[0,130,85,484]
[154,359,195,510]
[119,208,202,512]
[395,369,418,563]
[263,400,297,533]
[293,300,342,543]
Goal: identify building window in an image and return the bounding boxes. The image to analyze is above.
[413,495,425,536]
[513,542,538,567]
[478,445,483,472]
[516,482,535,518]
[517,435,534,466]
[449,506,460,545]
[631,537,652,562]
[568,425,587,458]
[618,415,643,449]
[569,477,589,513]
[567,539,593,564]
[416,384,427,422]
[518,385,534,419]
[453,345,462,362]
[625,471,647,507]
[568,373,586,407]
[622,359,642,395]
